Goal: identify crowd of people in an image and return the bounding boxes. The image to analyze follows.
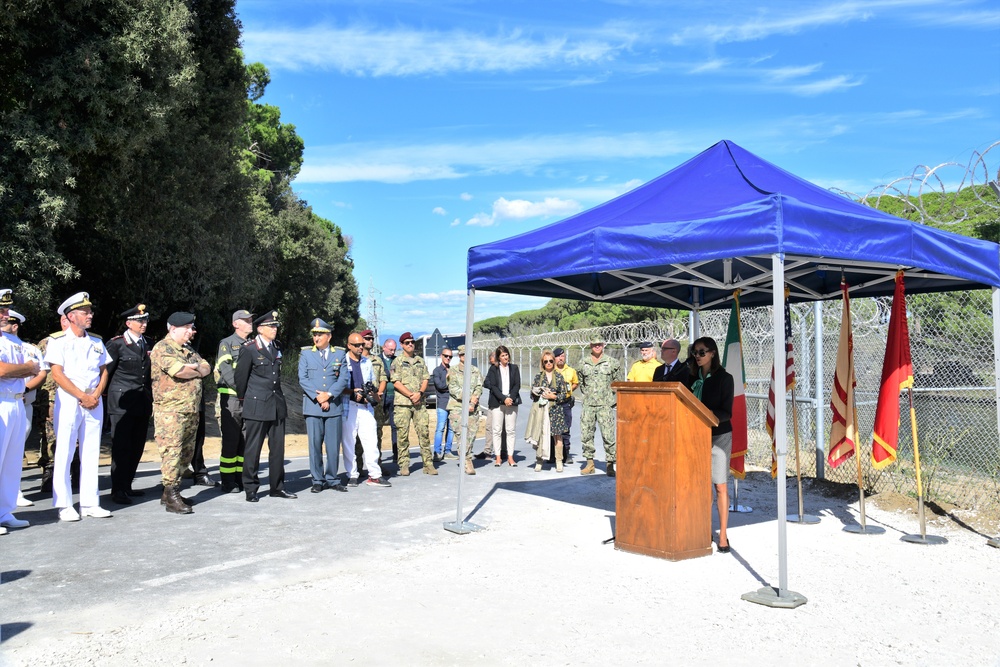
[0,287,732,550]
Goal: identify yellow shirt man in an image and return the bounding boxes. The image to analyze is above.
[627,342,662,382]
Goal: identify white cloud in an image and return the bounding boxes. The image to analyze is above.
[785,75,865,96]
[450,218,461,227]
[465,196,582,227]
[243,24,627,76]
[432,206,447,215]
[299,130,704,184]
[460,193,474,201]
[667,0,943,46]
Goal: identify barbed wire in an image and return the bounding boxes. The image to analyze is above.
[831,140,1000,226]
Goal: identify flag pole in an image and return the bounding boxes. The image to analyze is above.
[843,387,884,535]
[901,387,947,545]
[787,386,819,524]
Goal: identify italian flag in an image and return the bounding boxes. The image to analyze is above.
[722,292,748,479]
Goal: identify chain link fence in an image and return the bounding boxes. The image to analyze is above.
[470,290,1000,513]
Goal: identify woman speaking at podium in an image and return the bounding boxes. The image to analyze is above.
[685,337,734,554]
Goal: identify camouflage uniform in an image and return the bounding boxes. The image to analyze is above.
[578,353,621,463]
[32,336,57,470]
[151,336,205,487]
[391,353,432,470]
[369,353,388,452]
[447,361,484,461]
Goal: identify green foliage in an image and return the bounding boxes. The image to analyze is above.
[864,185,999,242]
[474,298,684,336]
[0,1,360,348]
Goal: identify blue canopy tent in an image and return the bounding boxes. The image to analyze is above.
[451,140,1000,605]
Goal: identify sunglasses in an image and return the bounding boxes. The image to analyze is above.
[691,348,710,357]
[542,359,554,365]
[442,354,452,359]
[402,340,415,345]
[363,336,374,340]
[348,342,364,348]
[661,346,679,351]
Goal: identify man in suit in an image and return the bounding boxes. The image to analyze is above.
[105,304,153,504]
[234,310,295,502]
[652,338,690,384]
[298,318,350,493]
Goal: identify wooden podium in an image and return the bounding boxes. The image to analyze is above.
[613,382,718,561]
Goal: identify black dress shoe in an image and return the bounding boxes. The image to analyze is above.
[474,452,488,460]
[328,483,348,493]
[125,489,145,497]
[246,492,258,503]
[111,492,132,505]
[194,476,221,488]
[268,490,297,499]
[310,484,324,493]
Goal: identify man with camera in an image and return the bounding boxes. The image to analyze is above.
[343,332,391,488]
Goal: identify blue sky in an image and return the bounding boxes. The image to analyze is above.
[236,0,1000,338]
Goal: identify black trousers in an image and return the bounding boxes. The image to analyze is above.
[191,409,207,476]
[109,406,151,494]
[218,394,246,489]
[242,418,285,496]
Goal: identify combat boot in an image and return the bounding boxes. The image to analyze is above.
[162,487,193,515]
[423,464,439,475]
[465,460,476,475]
[160,488,193,507]
[581,459,595,475]
[399,464,410,476]
[555,447,564,473]
[534,457,543,472]
[606,462,616,477]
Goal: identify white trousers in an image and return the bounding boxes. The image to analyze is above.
[53,388,103,508]
[0,398,27,522]
[343,402,381,480]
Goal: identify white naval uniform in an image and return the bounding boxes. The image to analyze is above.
[43,329,108,509]
[0,332,28,523]
[342,356,382,481]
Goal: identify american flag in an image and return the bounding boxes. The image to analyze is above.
[765,294,795,478]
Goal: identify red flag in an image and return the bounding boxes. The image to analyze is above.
[871,271,914,469]
[828,280,858,469]
[766,291,796,478]
[722,292,748,479]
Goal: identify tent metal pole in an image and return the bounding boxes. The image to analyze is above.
[444,287,483,535]
[813,301,825,479]
[742,254,806,608]
[774,257,789,593]
[691,288,701,338]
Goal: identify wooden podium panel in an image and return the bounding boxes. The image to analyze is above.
[613,382,718,561]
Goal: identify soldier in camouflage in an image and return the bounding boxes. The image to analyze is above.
[390,331,434,475]
[447,345,484,475]
[577,336,621,477]
[150,312,211,514]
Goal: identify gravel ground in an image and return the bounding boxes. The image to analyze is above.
[3,451,1000,667]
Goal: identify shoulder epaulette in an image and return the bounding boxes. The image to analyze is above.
[110,335,124,341]
[49,331,67,339]
[333,346,345,352]
[301,345,313,351]
[88,332,103,340]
